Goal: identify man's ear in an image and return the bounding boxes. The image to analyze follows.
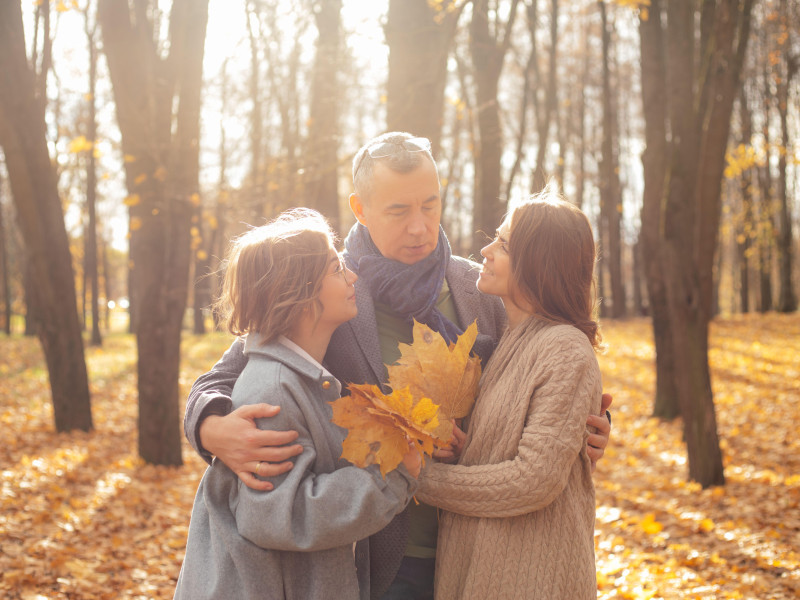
[349,193,368,225]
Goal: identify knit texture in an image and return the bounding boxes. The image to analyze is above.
[416,317,602,600]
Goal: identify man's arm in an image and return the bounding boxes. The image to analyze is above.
[185,338,303,490]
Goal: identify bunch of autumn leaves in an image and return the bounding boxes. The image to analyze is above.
[330,321,482,477]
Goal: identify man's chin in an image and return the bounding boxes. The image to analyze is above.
[398,245,433,264]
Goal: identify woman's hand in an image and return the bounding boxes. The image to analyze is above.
[432,420,467,464]
[199,404,303,490]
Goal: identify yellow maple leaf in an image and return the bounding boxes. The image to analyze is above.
[330,383,451,477]
[387,320,482,421]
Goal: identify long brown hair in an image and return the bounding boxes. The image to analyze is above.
[215,208,336,343]
[508,183,602,349]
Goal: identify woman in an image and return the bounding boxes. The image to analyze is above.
[416,185,603,599]
[174,208,420,600]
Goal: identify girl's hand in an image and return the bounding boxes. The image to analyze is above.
[402,442,422,478]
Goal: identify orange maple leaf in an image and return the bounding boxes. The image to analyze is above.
[330,383,451,477]
[387,320,482,421]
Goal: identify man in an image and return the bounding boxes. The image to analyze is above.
[184,132,612,599]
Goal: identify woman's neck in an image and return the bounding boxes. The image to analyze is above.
[286,318,335,364]
[502,297,534,330]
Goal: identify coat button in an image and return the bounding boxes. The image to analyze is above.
[322,380,331,390]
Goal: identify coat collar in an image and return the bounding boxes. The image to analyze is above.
[345,281,386,386]
[243,332,328,382]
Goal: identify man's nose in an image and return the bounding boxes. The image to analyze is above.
[407,210,426,235]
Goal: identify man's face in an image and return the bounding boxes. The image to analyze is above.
[349,159,442,265]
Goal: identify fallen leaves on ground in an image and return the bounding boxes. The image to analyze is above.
[595,313,800,599]
[0,313,798,598]
[331,383,451,476]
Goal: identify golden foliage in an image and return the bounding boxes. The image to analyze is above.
[1,315,798,598]
[387,320,481,420]
[331,383,450,477]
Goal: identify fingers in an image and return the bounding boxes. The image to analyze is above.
[233,402,282,420]
[432,447,457,463]
[600,393,613,413]
[253,458,295,478]
[587,443,604,472]
[587,432,607,450]
[451,422,467,445]
[243,428,301,448]
[587,413,611,438]
[250,443,304,464]
[237,470,274,491]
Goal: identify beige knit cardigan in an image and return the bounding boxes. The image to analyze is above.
[416,317,602,600]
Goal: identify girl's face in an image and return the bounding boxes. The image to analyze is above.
[316,247,358,328]
[477,218,513,301]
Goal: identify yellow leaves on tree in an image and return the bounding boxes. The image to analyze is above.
[330,321,482,476]
[388,320,482,421]
[330,384,451,477]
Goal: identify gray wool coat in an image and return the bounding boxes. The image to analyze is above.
[175,337,418,600]
[183,255,507,598]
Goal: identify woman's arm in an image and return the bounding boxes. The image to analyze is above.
[416,338,601,518]
[205,371,418,552]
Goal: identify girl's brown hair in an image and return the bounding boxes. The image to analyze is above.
[215,208,336,343]
[508,182,602,349]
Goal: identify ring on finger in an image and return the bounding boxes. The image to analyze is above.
[256,461,264,477]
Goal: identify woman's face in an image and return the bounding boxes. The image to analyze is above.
[317,247,358,328]
[477,218,513,300]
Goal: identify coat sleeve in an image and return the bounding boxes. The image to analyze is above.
[415,334,600,518]
[184,337,247,464]
[204,369,418,552]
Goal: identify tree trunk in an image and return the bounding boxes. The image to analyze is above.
[598,0,625,318]
[640,0,754,487]
[530,0,559,193]
[245,1,266,221]
[737,86,754,313]
[0,1,93,432]
[775,51,797,312]
[469,0,520,257]
[756,161,774,312]
[99,0,209,466]
[84,9,102,346]
[304,0,342,231]
[100,235,112,330]
[0,173,11,335]
[385,0,464,154]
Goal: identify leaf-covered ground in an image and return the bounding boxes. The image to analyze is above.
[1,314,798,599]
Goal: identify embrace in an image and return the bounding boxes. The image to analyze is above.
[174,132,612,600]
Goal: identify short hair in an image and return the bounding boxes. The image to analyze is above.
[508,182,602,349]
[216,208,336,343]
[352,131,438,202]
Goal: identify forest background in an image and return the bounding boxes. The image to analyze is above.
[0,0,798,598]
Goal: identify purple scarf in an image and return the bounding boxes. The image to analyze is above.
[343,223,464,345]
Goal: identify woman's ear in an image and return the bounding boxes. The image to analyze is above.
[349,193,367,226]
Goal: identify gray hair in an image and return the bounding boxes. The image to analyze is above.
[352,131,438,202]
